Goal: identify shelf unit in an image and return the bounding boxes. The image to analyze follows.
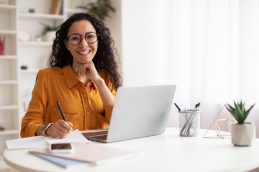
[0,0,89,154]
[0,0,120,155]
[0,0,19,154]
[17,3,64,116]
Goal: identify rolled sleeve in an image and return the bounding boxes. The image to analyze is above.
[20,70,47,137]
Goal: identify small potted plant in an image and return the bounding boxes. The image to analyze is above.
[226,100,255,146]
[41,21,59,41]
[76,0,115,21]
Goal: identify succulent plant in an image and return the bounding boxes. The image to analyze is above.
[226,100,255,124]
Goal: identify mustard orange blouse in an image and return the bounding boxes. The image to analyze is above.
[20,65,116,138]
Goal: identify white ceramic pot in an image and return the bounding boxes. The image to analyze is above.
[231,122,255,146]
[44,31,56,41]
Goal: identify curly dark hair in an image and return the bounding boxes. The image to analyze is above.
[49,13,122,89]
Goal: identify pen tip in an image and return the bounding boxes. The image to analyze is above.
[174,102,181,112]
[195,102,200,108]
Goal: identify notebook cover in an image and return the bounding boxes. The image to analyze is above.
[29,143,142,165]
[29,151,86,168]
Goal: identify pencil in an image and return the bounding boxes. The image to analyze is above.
[56,101,67,121]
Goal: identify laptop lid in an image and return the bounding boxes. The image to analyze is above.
[105,85,176,143]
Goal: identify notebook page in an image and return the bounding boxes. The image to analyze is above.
[45,130,89,144]
[5,136,47,149]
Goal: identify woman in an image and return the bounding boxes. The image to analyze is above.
[20,13,122,138]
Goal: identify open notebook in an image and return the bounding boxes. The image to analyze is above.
[28,143,142,166]
[5,130,88,150]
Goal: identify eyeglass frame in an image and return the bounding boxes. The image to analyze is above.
[66,32,99,46]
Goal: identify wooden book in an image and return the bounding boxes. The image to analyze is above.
[49,0,62,14]
[0,0,9,4]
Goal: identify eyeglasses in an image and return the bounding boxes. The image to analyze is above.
[66,32,98,45]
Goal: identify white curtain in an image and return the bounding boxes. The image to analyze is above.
[166,0,259,134]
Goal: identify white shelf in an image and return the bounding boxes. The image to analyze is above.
[0,80,18,84]
[0,30,17,35]
[19,41,52,46]
[20,69,38,74]
[19,13,64,20]
[0,105,19,110]
[66,8,85,14]
[0,130,19,136]
[0,4,16,11]
[0,55,17,60]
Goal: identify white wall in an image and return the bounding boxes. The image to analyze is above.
[120,1,259,138]
[121,0,171,86]
[105,0,122,73]
[120,0,177,126]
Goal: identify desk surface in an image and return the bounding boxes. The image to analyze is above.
[4,128,259,172]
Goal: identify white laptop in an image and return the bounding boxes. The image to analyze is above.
[82,85,176,143]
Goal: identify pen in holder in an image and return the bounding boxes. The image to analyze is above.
[179,109,200,137]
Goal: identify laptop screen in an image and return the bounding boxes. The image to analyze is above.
[83,85,176,143]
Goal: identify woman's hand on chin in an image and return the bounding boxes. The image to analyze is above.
[73,61,102,83]
[84,61,102,83]
[73,62,87,77]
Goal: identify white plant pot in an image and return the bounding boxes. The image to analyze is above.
[231,122,255,146]
[43,31,56,41]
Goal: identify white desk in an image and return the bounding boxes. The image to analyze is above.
[4,128,259,172]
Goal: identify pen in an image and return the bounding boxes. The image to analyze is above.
[174,103,181,112]
[195,102,200,109]
[56,101,67,121]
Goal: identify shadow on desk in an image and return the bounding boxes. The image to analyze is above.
[0,169,16,172]
[0,166,15,172]
[0,160,16,172]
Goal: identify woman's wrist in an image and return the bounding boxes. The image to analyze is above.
[94,77,105,86]
[35,126,42,136]
[35,123,52,136]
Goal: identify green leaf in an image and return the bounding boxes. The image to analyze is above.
[226,101,255,124]
[76,0,115,21]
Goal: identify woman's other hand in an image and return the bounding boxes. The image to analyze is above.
[74,61,102,83]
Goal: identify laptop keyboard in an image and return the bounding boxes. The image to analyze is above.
[89,134,108,142]
[82,130,108,141]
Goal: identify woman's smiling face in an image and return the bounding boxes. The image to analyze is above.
[65,20,98,65]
